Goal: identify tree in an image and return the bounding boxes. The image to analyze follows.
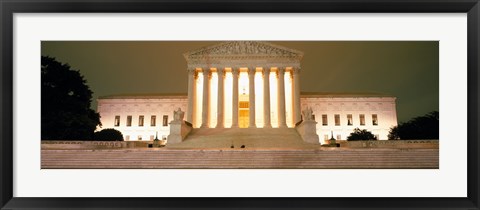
[93,129,124,141]
[41,56,101,140]
[388,111,439,140]
[347,128,377,141]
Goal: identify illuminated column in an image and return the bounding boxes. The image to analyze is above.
[248,67,256,128]
[186,68,196,123]
[216,67,225,128]
[231,67,239,128]
[277,67,287,128]
[293,67,301,124]
[263,67,271,128]
[201,67,210,128]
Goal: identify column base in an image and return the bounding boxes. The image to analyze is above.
[263,124,272,128]
[248,125,257,128]
[230,124,239,128]
[200,124,209,128]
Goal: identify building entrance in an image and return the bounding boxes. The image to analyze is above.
[239,101,249,128]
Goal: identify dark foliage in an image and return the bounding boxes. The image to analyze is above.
[347,128,377,141]
[41,56,101,140]
[93,129,124,141]
[388,111,439,140]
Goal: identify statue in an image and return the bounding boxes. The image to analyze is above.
[173,108,185,122]
[302,107,314,121]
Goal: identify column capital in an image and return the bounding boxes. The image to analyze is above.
[217,67,225,77]
[292,67,302,75]
[187,67,196,74]
[276,67,285,78]
[262,67,270,77]
[202,67,211,73]
[231,67,240,75]
[248,67,256,75]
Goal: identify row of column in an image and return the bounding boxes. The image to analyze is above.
[186,67,301,128]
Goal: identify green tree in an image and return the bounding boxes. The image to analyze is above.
[93,129,124,141]
[347,128,377,141]
[388,111,439,140]
[41,56,101,140]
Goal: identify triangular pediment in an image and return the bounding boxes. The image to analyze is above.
[184,41,304,60]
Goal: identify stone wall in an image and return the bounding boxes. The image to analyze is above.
[41,140,164,150]
[339,140,439,149]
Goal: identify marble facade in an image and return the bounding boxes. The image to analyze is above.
[97,41,398,144]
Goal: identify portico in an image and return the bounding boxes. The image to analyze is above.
[184,41,304,129]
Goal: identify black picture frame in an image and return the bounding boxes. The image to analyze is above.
[1,0,479,209]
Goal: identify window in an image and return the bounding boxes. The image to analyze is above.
[138,115,144,126]
[372,114,378,125]
[150,135,154,140]
[151,115,156,126]
[126,116,132,127]
[322,115,328,126]
[114,116,120,126]
[336,135,341,140]
[125,135,130,141]
[347,114,353,126]
[324,135,329,140]
[360,114,365,126]
[334,114,340,126]
[163,115,169,126]
[239,101,249,108]
[138,136,142,140]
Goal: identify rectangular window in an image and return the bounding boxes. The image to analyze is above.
[114,116,120,126]
[151,115,156,126]
[360,114,365,126]
[324,135,329,140]
[347,114,353,126]
[334,114,340,126]
[322,115,328,126]
[239,101,249,108]
[125,135,130,141]
[138,115,144,127]
[372,114,378,125]
[163,115,169,126]
[126,115,132,127]
[336,135,341,140]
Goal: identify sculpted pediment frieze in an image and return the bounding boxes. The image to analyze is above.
[184,41,304,62]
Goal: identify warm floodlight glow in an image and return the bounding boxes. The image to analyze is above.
[285,71,293,127]
[254,71,263,127]
[269,71,278,127]
[224,71,233,127]
[210,72,218,128]
[195,72,203,128]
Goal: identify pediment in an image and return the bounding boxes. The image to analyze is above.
[184,41,304,60]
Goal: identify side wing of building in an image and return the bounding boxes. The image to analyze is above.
[301,94,397,143]
[97,95,188,141]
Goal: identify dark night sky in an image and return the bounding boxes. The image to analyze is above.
[41,41,438,123]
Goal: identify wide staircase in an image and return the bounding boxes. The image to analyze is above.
[42,148,439,169]
[166,127,317,149]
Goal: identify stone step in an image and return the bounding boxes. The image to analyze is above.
[168,127,315,149]
[41,149,439,169]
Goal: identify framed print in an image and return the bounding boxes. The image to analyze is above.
[1,0,479,209]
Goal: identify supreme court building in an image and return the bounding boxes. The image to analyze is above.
[97,41,398,144]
